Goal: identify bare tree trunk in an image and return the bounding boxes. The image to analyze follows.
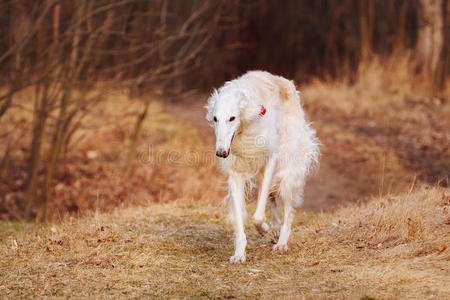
[37,93,67,222]
[433,0,449,92]
[38,0,96,221]
[1,1,31,120]
[393,0,410,54]
[125,100,150,177]
[24,83,49,220]
[359,0,375,66]
[416,0,444,89]
[23,0,56,221]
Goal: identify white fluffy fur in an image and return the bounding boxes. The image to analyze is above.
[205,71,320,263]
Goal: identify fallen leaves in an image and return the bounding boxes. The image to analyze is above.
[442,193,450,205]
[85,257,117,268]
[99,225,112,232]
[51,239,64,246]
[330,269,343,273]
[437,245,446,255]
[407,217,421,241]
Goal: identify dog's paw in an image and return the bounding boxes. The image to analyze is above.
[253,221,269,236]
[229,254,246,263]
[272,243,288,251]
[271,228,280,240]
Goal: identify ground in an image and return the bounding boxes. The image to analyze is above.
[0,78,449,298]
[1,188,449,299]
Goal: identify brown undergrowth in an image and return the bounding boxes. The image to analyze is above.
[0,92,223,220]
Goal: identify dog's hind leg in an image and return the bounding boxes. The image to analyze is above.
[268,194,282,239]
[273,201,294,251]
[228,173,247,263]
[253,154,277,235]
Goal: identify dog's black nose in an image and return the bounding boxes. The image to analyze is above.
[216,150,224,157]
[216,149,229,158]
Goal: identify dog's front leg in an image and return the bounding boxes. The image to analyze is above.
[228,173,247,263]
[253,154,277,234]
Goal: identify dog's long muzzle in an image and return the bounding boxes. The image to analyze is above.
[216,132,235,158]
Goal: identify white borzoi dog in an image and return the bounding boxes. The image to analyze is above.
[205,71,319,263]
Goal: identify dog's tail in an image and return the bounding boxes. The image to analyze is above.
[272,75,300,105]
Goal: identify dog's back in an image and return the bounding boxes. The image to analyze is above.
[238,71,319,206]
[239,71,299,106]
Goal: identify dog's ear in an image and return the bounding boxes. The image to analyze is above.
[239,91,262,122]
[205,89,218,122]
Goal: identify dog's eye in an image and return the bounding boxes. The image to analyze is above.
[213,116,217,122]
[229,116,235,122]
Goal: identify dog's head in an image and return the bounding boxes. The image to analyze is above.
[205,86,262,158]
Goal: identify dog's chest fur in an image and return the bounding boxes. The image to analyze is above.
[228,130,270,178]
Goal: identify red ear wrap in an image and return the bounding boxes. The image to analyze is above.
[259,105,266,116]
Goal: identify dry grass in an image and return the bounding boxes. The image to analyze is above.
[0,187,448,299]
[1,61,449,298]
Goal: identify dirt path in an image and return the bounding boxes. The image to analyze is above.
[165,99,373,212]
